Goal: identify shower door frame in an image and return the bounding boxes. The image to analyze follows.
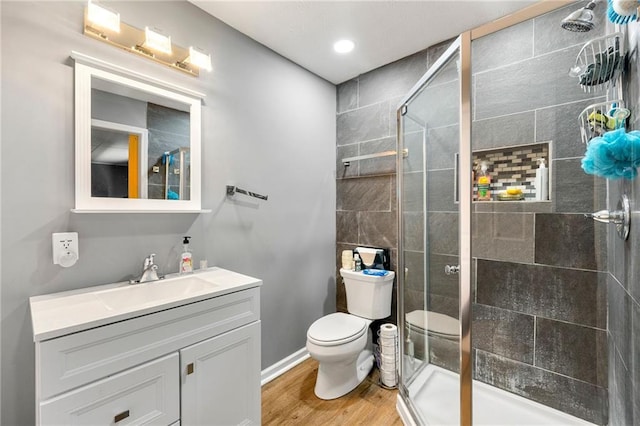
[396,1,573,424]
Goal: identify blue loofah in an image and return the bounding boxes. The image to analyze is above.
[582,128,640,179]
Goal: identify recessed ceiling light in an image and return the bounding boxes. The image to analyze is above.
[333,39,355,54]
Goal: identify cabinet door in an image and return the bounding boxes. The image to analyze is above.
[181,321,261,426]
[39,353,179,426]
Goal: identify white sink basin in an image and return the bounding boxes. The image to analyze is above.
[30,267,262,341]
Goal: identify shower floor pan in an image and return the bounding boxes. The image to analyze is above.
[405,364,595,425]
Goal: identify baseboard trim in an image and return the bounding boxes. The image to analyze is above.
[261,347,310,386]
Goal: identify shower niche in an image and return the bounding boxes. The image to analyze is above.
[455,141,552,203]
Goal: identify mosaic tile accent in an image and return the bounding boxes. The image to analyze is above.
[472,142,550,201]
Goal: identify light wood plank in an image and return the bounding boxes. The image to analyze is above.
[262,358,403,425]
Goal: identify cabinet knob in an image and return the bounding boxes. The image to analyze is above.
[114,410,130,423]
[187,363,195,375]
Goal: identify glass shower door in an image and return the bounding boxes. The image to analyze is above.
[397,38,467,425]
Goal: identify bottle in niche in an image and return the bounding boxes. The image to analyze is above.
[354,253,362,272]
[477,162,492,201]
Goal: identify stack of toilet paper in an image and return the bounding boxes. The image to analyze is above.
[378,323,398,388]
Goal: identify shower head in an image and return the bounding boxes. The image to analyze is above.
[561,1,597,32]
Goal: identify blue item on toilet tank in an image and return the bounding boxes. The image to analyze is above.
[363,269,389,276]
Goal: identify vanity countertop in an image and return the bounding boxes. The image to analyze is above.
[30,267,262,342]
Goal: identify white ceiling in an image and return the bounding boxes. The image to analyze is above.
[192,0,539,84]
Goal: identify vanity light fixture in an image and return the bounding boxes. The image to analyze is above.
[179,46,213,73]
[143,27,172,55]
[86,0,120,34]
[82,1,211,77]
[333,39,355,54]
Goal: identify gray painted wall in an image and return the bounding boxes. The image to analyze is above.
[1,2,336,424]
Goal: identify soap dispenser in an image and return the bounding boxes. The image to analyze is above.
[179,236,193,274]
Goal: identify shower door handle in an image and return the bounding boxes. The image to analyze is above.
[444,265,460,275]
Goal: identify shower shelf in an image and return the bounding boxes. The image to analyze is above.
[342,148,408,166]
[578,99,628,144]
[570,32,624,93]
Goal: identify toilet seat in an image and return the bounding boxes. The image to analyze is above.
[307,313,368,346]
[406,310,459,338]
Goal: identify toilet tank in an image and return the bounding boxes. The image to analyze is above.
[340,268,395,319]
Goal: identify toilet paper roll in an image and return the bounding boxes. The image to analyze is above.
[379,323,397,337]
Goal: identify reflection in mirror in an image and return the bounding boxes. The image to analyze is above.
[72,52,204,212]
[91,86,190,200]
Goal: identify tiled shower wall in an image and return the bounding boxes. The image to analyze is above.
[335,41,454,320]
[337,3,610,424]
[468,6,608,425]
[607,20,640,426]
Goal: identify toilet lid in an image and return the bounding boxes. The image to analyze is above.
[406,310,459,337]
[307,313,368,346]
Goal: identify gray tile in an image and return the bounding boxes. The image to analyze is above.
[337,101,390,146]
[475,44,596,120]
[336,176,391,211]
[472,212,535,264]
[534,213,604,271]
[404,250,425,293]
[147,103,190,136]
[359,137,396,176]
[609,337,633,426]
[533,1,606,56]
[536,318,607,386]
[472,19,533,74]
[337,211,358,244]
[359,211,398,248]
[337,144,359,178]
[476,260,607,328]
[427,125,457,171]
[476,350,607,425]
[402,171,424,212]
[472,111,535,152]
[427,169,456,212]
[536,97,606,159]
[402,130,425,174]
[428,294,459,319]
[553,158,606,213]
[408,80,459,130]
[404,288,426,315]
[148,131,190,164]
[632,298,640,411]
[473,304,534,364]
[428,212,458,256]
[403,212,424,252]
[359,49,429,107]
[337,79,358,113]
[428,254,459,300]
[608,274,632,373]
[473,200,553,214]
[429,335,459,373]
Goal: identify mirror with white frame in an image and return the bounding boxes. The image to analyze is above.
[72,52,204,212]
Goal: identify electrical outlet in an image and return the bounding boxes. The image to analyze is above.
[52,232,79,267]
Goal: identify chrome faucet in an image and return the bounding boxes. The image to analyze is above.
[133,253,161,284]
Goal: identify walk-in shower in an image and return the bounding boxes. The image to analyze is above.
[396,2,609,425]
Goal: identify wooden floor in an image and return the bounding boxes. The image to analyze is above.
[262,358,403,425]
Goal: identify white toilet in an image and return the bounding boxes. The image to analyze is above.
[306,268,395,400]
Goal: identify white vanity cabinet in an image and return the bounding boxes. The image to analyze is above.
[30,268,262,426]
